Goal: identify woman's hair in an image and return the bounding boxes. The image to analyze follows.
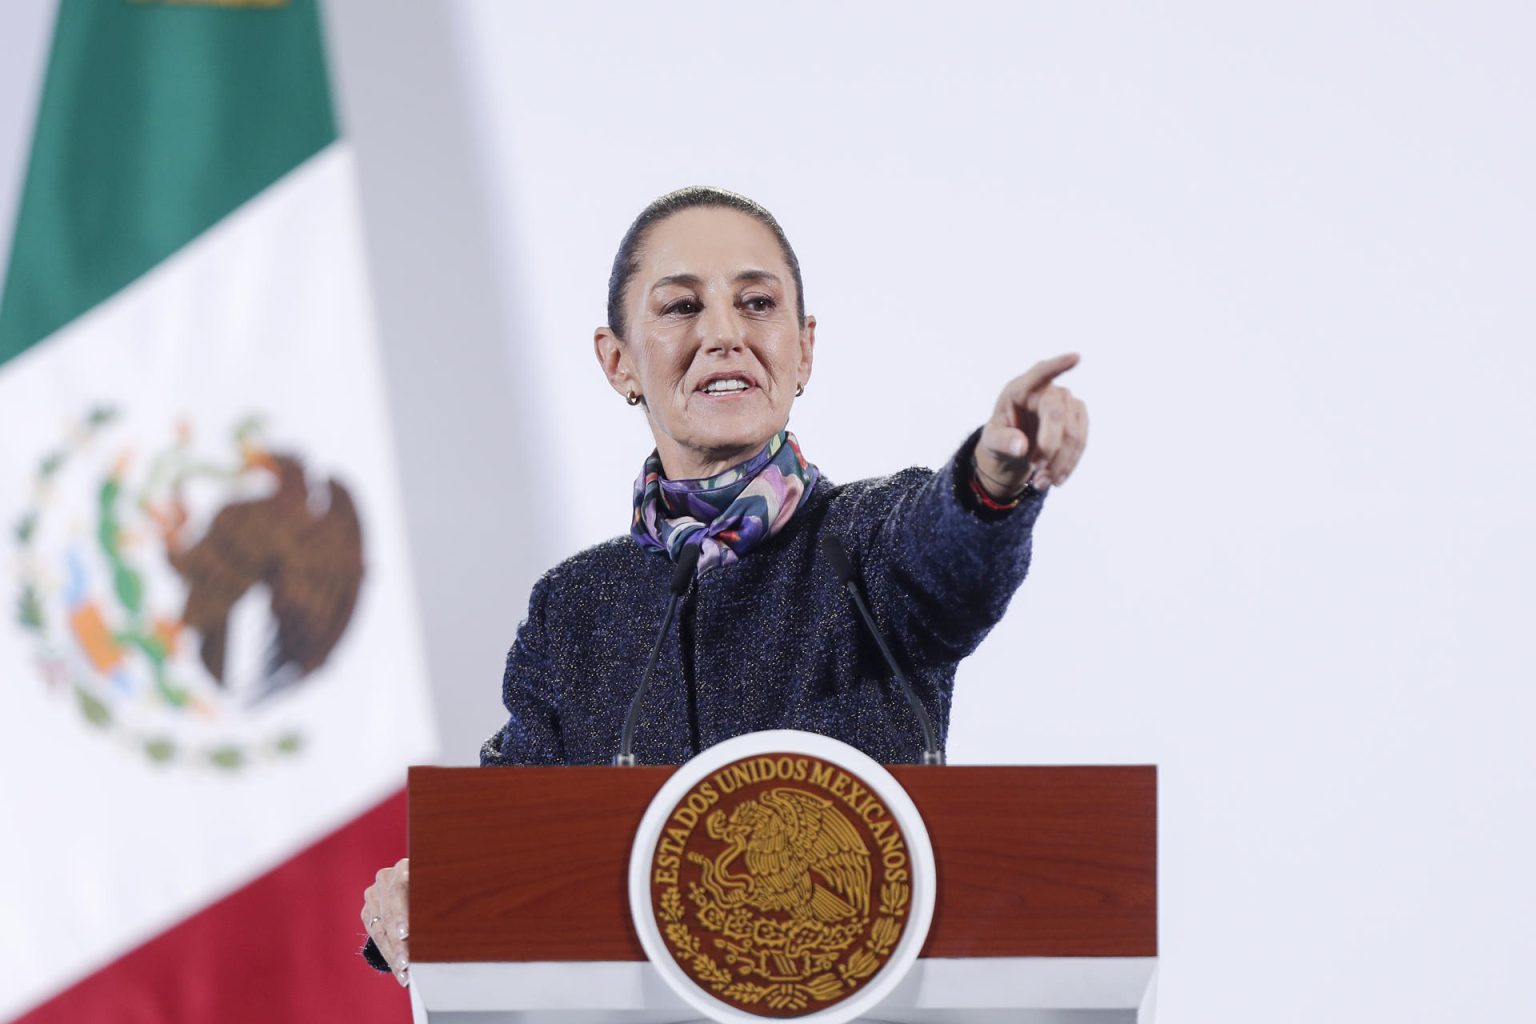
[606,186,805,341]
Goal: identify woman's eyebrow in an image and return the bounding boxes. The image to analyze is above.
[734,269,782,287]
[649,270,782,293]
[651,273,703,292]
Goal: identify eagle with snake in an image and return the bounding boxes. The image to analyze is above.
[159,449,363,703]
[691,787,872,923]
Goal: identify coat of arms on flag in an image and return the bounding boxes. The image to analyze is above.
[14,405,368,770]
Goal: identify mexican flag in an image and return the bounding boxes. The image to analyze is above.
[0,1,434,1020]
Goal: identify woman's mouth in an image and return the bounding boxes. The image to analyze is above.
[695,373,758,397]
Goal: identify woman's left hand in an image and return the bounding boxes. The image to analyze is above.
[975,353,1088,498]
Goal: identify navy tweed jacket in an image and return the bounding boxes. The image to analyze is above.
[480,432,1046,768]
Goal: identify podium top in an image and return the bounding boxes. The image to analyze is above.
[408,764,1156,965]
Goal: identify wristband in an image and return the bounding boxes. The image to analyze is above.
[967,451,1029,510]
[967,471,1023,511]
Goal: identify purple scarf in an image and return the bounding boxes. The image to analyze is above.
[631,431,819,575]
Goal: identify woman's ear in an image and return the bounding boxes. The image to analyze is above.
[797,315,817,389]
[594,326,634,397]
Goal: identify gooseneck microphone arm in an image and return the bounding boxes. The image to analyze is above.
[614,543,701,767]
[821,536,944,766]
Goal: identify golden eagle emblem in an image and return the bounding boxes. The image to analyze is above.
[650,755,913,1016]
[694,789,871,923]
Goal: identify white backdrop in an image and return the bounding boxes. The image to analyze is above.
[442,3,1536,1020]
[4,2,1533,1021]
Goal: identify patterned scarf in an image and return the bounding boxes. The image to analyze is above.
[631,431,819,575]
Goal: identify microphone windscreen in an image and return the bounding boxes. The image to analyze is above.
[821,535,854,584]
[671,543,702,596]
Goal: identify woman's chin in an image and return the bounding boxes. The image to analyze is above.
[687,407,782,448]
[682,425,781,465]
[703,430,776,457]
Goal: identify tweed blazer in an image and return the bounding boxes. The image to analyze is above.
[480,432,1046,768]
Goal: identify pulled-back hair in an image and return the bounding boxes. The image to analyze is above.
[606,186,806,341]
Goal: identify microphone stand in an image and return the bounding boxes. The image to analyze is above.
[822,536,944,766]
[614,543,701,766]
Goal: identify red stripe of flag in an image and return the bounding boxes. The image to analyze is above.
[14,789,410,1024]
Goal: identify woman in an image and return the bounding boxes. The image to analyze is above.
[360,186,1088,985]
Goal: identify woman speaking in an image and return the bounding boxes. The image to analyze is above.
[360,186,1089,983]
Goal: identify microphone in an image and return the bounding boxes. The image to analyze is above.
[822,536,944,766]
[614,543,701,766]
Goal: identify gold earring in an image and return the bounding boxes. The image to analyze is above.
[626,390,642,406]
[794,383,805,397]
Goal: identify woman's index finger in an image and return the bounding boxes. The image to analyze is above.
[1008,353,1080,407]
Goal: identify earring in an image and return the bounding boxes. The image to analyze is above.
[626,390,642,406]
[794,383,805,397]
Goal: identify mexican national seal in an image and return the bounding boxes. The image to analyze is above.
[632,731,934,1024]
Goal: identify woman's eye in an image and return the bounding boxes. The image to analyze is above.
[743,296,776,313]
[663,299,700,316]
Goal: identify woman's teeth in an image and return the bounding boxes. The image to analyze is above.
[701,379,750,394]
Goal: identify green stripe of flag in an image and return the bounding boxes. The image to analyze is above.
[0,0,338,367]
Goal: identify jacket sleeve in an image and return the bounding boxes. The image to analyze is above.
[479,572,567,766]
[361,936,392,973]
[855,428,1047,669]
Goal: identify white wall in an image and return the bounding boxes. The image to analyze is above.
[441,2,1535,1021]
[2,1,1531,1020]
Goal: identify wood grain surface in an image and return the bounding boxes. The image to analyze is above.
[408,764,1155,963]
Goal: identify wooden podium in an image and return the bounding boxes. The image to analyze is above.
[405,764,1157,1023]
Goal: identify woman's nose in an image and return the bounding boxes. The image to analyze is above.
[698,302,745,353]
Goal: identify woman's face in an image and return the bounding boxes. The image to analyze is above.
[595,207,815,480]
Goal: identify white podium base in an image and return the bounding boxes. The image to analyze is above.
[409,957,1158,1024]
